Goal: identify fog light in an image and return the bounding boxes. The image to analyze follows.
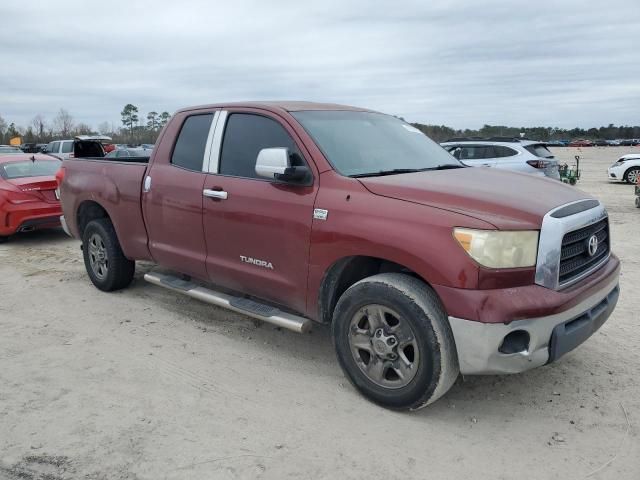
[499,330,530,354]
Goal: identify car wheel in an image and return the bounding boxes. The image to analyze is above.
[82,218,135,292]
[0,236,8,243]
[332,273,459,410]
[625,167,640,184]
[635,196,640,208]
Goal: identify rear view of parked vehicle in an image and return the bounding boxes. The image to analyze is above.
[608,154,640,183]
[0,153,62,241]
[44,140,75,159]
[441,138,560,179]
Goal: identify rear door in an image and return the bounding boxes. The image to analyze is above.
[141,111,217,279]
[201,110,318,313]
[491,145,524,172]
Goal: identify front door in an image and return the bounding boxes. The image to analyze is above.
[202,111,318,313]
[142,112,215,279]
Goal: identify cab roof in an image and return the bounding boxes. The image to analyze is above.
[176,101,376,115]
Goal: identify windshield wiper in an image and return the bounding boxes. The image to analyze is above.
[423,164,466,171]
[350,168,425,178]
[350,165,464,178]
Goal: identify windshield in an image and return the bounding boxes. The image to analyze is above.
[292,111,461,177]
[0,146,23,154]
[0,159,61,179]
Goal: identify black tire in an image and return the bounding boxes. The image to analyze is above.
[332,273,459,410]
[635,196,640,208]
[0,236,8,243]
[624,167,640,184]
[82,218,135,291]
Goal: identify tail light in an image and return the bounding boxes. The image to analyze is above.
[55,166,66,187]
[527,160,551,169]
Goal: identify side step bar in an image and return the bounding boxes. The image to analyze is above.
[144,272,312,334]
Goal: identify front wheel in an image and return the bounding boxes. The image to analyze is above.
[82,218,135,291]
[332,273,459,410]
[625,167,640,184]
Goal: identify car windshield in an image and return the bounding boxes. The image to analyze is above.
[0,146,23,154]
[0,159,61,179]
[292,111,462,177]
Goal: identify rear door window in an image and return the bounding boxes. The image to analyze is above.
[171,114,214,171]
[61,141,73,153]
[457,146,494,160]
[49,141,60,153]
[493,146,519,158]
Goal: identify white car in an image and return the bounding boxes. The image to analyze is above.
[607,154,640,183]
[44,139,75,159]
[440,138,560,179]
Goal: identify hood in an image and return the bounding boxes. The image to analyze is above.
[358,167,592,230]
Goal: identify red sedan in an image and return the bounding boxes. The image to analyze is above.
[0,153,62,241]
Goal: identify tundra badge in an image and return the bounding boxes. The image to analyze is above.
[240,255,274,270]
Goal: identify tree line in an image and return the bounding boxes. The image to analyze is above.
[0,105,172,145]
[410,123,640,143]
[1,106,639,146]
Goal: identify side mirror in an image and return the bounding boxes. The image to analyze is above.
[255,147,309,183]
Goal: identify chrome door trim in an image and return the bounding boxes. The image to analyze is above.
[535,199,609,290]
[206,110,228,174]
[202,111,220,173]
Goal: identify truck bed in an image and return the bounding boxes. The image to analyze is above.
[60,158,152,261]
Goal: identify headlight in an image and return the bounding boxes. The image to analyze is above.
[612,161,624,167]
[453,228,539,268]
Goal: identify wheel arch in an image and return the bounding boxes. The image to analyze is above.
[624,164,640,183]
[76,200,111,238]
[317,255,435,324]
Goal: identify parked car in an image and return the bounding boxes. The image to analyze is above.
[0,145,24,155]
[618,139,639,146]
[606,140,621,146]
[440,138,560,179]
[59,101,620,410]
[105,148,152,159]
[140,143,155,150]
[545,140,567,147]
[593,139,608,147]
[568,139,593,147]
[44,139,75,159]
[19,143,39,153]
[0,153,62,241]
[608,154,640,183]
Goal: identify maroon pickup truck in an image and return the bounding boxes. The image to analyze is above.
[59,102,620,410]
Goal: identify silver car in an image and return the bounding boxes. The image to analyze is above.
[440,138,560,179]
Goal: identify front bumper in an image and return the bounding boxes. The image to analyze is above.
[448,271,619,375]
[608,165,624,181]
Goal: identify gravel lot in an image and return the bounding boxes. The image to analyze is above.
[1,147,638,480]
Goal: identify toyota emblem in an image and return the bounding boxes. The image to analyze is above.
[587,234,598,257]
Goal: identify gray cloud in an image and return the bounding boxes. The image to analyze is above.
[1,0,639,130]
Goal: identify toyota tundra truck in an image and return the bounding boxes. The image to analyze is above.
[58,102,620,410]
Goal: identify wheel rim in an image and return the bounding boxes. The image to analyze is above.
[628,169,639,184]
[348,304,420,389]
[88,233,108,280]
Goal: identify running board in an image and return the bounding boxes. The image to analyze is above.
[144,272,312,334]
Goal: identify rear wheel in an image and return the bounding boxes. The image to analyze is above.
[332,273,459,410]
[82,218,135,291]
[625,167,640,184]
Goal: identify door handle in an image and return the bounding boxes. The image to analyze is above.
[203,189,228,200]
[143,175,152,192]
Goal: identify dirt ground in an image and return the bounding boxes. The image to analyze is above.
[1,147,638,480]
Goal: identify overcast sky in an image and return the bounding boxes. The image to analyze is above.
[1,0,639,130]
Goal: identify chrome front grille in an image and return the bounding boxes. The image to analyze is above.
[559,218,609,285]
[535,200,610,290]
